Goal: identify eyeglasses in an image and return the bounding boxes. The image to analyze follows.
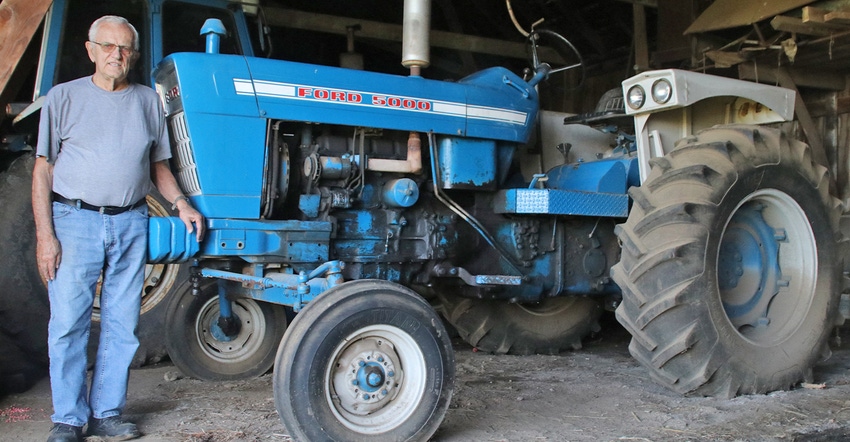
[89,41,136,56]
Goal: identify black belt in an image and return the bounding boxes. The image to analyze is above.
[53,193,146,215]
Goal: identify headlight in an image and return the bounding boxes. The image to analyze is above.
[651,79,672,104]
[626,85,645,110]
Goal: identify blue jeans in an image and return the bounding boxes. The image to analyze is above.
[48,201,148,427]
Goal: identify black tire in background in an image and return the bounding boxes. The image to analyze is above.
[165,279,289,381]
[612,126,842,398]
[275,280,455,441]
[0,154,190,397]
[0,155,49,395]
[439,295,602,355]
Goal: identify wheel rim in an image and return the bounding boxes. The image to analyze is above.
[92,195,180,320]
[195,297,267,363]
[717,189,817,345]
[326,324,426,434]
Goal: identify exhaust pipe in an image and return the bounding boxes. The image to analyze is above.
[201,19,226,54]
[402,0,430,76]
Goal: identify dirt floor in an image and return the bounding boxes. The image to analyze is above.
[5,314,850,442]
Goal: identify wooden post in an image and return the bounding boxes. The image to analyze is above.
[774,67,829,168]
[633,3,649,73]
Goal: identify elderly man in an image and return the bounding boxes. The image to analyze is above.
[32,15,204,442]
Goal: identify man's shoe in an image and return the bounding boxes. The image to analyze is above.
[87,416,141,440]
[47,423,82,442]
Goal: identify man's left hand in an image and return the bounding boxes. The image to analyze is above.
[176,200,205,242]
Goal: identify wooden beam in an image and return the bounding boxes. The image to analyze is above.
[825,9,850,25]
[262,7,563,62]
[632,3,649,72]
[837,96,850,114]
[771,15,849,37]
[738,63,847,90]
[774,67,829,167]
[615,0,658,7]
[803,4,850,25]
[0,0,53,100]
[802,6,828,23]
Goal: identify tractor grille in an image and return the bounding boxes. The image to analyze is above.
[167,111,201,195]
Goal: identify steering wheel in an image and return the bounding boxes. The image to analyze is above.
[527,29,585,88]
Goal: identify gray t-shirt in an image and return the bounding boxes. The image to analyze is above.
[36,76,171,207]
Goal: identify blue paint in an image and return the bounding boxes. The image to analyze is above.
[720,204,782,320]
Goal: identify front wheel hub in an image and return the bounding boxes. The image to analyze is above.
[212,315,242,341]
[197,298,267,363]
[335,339,400,415]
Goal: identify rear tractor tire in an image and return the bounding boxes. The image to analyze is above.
[612,126,842,398]
[439,294,603,355]
[0,155,49,394]
[0,155,190,390]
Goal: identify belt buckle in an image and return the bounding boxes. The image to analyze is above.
[99,206,106,214]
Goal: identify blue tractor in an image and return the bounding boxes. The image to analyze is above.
[150,7,626,438]
[148,2,843,440]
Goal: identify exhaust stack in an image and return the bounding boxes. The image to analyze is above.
[402,0,431,76]
[201,19,226,54]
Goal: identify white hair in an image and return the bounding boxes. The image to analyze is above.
[88,15,139,50]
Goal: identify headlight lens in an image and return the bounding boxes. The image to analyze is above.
[651,79,672,104]
[626,85,645,110]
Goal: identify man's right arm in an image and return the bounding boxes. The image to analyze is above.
[32,156,61,281]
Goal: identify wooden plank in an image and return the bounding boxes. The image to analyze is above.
[0,0,53,100]
[802,6,828,23]
[263,7,563,62]
[687,0,815,34]
[632,3,649,72]
[825,9,850,25]
[771,15,849,37]
[738,63,847,91]
[837,96,850,114]
[706,50,747,68]
[614,0,658,7]
[774,67,829,167]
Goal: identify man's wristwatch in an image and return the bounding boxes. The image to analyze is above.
[172,195,189,210]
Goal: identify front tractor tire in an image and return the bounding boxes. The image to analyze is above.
[274,280,455,442]
[612,126,842,398]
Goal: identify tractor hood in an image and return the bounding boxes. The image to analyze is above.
[155,52,539,144]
